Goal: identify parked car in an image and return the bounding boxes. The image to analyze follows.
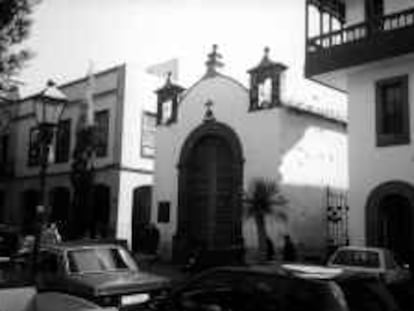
[149,264,400,311]
[0,224,21,259]
[282,263,401,311]
[35,240,171,310]
[327,246,411,284]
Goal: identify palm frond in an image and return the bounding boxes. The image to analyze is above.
[244,178,288,219]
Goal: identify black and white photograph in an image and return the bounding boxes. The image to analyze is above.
[0,0,413,310]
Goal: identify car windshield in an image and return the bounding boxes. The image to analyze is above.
[67,247,136,273]
[332,250,380,268]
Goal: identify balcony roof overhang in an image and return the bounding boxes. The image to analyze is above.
[307,52,414,93]
[307,71,348,93]
[308,0,345,21]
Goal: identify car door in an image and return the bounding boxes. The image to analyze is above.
[35,292,117,311]
[171,270,236,311]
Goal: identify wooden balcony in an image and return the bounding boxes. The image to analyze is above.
[306,7,414,81]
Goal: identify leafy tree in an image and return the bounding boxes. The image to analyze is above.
[244,178,288,261]
[0,0,40,89]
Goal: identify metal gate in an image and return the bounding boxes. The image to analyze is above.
[326,186,349,254]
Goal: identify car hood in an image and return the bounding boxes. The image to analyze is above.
[67,271,171,296]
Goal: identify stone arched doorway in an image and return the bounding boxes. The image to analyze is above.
[174,122,244,263]
[366,181,414,262]
[131,185,152,252]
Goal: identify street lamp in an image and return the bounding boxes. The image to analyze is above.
[32,80,68,215]
[31,80,67,276]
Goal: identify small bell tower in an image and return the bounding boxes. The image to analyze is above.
[248,47,287,111]
[155,72,185,126]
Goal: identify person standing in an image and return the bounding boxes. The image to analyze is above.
[40,222,61,246]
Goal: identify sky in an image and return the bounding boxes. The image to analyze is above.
[18,0,346,115]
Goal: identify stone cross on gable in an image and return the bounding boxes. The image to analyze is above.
[205,44,224,77]
[203,99,215,122]
[205,99,213,109]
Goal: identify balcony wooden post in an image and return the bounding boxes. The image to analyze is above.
[305,0,309,51]
[319,1,324,37]
[329,14,333,46]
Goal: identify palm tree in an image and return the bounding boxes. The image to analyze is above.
[244,178,287,261]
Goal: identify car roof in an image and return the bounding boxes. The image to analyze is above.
[206,264,379,282]
[193,264,334,281]
[333,246,385,253]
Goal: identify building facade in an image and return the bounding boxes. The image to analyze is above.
[153,46,348,263]
[305,0,414,262]
[0,64,158,248]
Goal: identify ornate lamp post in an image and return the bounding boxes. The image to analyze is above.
[33,80,68,213]
[31,80,67,275]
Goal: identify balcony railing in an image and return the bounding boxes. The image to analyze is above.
[307,7,414,52]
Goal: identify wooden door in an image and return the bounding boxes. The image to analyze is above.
[186,136,234,250]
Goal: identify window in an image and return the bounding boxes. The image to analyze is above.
[28,127,40,166]
[55,119,71,163]
[67,247,130,273]
[376,75,409,147]
[141,112,156,158]
[332,250,380,268]
[94,110,109,157]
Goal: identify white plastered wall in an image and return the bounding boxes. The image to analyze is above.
[347,57,414,246]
